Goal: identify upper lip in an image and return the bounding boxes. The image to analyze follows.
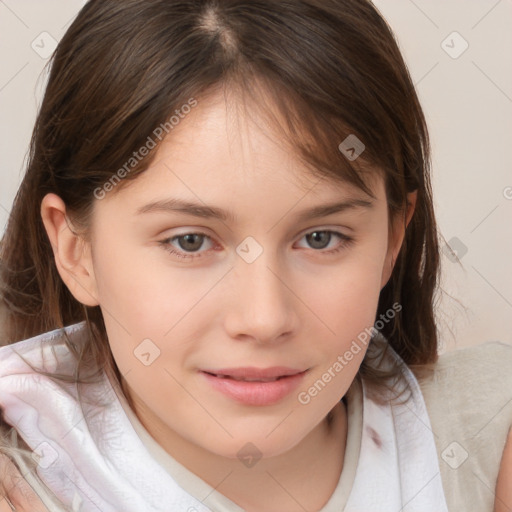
[201,366,307,379]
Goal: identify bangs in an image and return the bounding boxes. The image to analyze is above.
[218,68,382,200]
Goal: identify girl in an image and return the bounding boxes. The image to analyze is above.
[1,0,511,510]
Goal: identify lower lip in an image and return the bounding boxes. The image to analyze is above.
[201,371,307,406]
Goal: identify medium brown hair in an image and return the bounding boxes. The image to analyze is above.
[0,0,440,486]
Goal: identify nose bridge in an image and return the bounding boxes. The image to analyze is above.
[226,238,296,342]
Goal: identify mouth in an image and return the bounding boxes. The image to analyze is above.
[199,367,309,406]
[201,366,307,381]
[203,373,291,382]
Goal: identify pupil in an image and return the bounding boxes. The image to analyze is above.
[181,234,202,251]
[308,231,329,249]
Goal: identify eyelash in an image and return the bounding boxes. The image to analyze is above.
[158,229,354,261]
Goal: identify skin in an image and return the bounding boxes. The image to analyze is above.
[495,427,512,512]
[0,453,49,511]
[40,88,417,511]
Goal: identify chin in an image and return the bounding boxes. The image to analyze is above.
[211,432,305,462]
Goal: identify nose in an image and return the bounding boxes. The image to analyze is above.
[223,249,298,344]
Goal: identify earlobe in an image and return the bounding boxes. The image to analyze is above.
[40,193,99,307]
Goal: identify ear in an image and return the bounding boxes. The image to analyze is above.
[40,193,99,307]
[380,190,417,289]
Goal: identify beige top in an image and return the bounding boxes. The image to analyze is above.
[412,340,512,512]
[119,340,512,512]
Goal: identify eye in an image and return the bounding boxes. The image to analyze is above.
[159,229,354,261]
[296,230,354,255]
[159,232,214,260]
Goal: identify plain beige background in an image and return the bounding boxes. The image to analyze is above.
[0,1,511,352]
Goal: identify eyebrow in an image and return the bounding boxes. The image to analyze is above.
[136,196,374,223]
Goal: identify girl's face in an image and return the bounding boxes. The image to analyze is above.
[55,90,408,460]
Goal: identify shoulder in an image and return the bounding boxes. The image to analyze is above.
[0,322,87,377]
[415,340,512,421]
[0,336,43,378]
[413,341,512,510]
[439,338,511,365]
[438,339,512,366]
[0,452,50,511]
[415,340,512,391]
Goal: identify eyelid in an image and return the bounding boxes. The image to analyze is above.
[297,223,355,237]
[160,224,352,245]
[159,225,354,260]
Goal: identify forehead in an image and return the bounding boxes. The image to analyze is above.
[126,87,383,196]
[94,86,387,229]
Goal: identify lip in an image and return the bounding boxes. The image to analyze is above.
[200,366,308,406]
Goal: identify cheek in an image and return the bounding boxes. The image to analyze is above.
[91,231,200,330]
[90,234,215,373]
[318,234,388,303]
[306,236,388,354]
[314,276,380,363]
